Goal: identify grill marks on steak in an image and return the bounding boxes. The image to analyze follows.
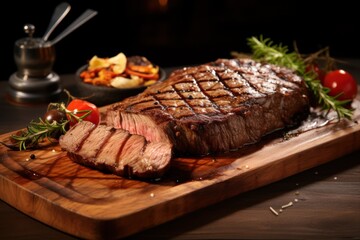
[111,59,305,120]
[59,58,310,179]
[59,121,172,179]
[106,58,310,156]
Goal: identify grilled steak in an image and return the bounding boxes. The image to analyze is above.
[60,58,310,179]
[105,58,310,156]
[59,121,172,179]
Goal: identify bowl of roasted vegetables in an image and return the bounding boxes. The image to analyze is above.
[75,52,166,106]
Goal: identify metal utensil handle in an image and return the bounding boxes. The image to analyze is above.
[42,2,71,42]
[50,9,97,46]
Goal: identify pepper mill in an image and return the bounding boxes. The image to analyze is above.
[7,24,62,104]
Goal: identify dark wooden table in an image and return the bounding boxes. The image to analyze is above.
[1,63,360,239]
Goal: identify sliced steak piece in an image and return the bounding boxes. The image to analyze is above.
[59,121,172,179]
[106,58,310,156]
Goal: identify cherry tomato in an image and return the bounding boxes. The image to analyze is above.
[66,99,100,126]
[322,69,357,101]
[43,109,66,123]
[306,63,325,82]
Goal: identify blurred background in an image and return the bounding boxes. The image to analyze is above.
[1,0,358,80]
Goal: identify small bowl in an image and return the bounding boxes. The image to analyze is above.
[74,65,166,107]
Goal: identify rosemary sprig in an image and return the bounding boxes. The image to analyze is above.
[1,101,92,151]
[9,117,69,151]
[247,36,304,72]
[245,35,353,120]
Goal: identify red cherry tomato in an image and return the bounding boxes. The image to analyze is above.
[306,64,325,82]
[66,99,100,126]
[322,69,357,101]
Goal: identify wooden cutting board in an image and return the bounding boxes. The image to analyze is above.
[1,97,360,239]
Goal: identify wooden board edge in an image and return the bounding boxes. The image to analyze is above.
[1,113,360,239]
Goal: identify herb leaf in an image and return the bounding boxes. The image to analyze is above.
[10,118,69,151]
[1,100,92,151]
[246,35,353,120]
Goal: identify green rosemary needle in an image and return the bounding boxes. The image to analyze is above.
[10,117,69,151]
[1,101,92,151]
[245,35,353,120]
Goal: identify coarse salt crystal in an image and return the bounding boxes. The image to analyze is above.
[269,206,279,216]
[281,202,293,209]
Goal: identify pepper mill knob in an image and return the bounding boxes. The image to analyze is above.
[24,24,35,38]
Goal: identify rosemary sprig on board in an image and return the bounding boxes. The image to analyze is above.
[239,35,353,120]
[9,117,69,151]
[1,102,92,151]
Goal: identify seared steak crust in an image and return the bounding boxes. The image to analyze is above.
[106,58,310,156]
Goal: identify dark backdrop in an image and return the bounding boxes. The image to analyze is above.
[1,0,358,80]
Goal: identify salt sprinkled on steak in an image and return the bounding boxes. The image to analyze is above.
[106,58,310,156]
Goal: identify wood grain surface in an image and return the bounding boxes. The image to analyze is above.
[1,97,360,239]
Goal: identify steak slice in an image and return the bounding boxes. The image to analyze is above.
[106,58,310,156]
[59,121,172,179]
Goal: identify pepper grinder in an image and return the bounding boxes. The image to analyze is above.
[7,24,62,104]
